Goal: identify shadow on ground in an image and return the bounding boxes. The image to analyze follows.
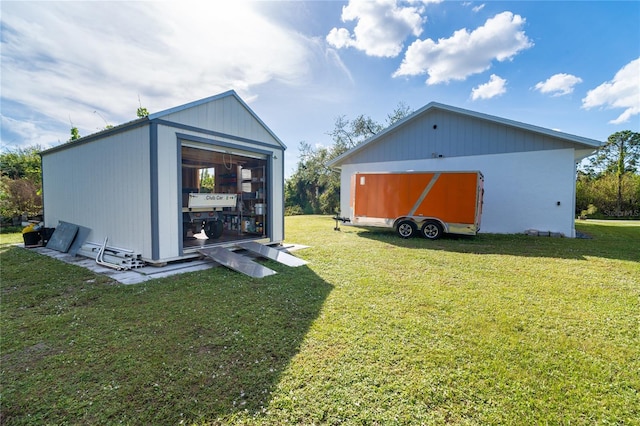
[1,245,332,424]
[353,223,639,263]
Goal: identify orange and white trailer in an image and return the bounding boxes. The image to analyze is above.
[347,171,484,239]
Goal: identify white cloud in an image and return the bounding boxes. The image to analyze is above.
[393,11,533,84]
[326,27,354,50]
[1,114,65,148]
[0,2,337,147]
[534,73,583,96]
[326,0,433,58]
[472,4,486,13]
[471,74,507,100]
[582,58,640,124]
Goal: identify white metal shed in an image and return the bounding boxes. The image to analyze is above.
[41,90,286,263]
[328,102,602,238]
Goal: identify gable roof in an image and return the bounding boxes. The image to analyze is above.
[42,90,284,156]
[149,90,286,149]
[328,102,602,168]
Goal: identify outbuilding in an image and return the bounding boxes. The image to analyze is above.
[41,90,285,264]
[328,102,601,238]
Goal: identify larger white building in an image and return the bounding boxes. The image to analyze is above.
[328,102,601,238]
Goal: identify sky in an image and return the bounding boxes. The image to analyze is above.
[1,0,639,178]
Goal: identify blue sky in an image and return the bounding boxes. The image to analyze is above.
[1,1,639,177]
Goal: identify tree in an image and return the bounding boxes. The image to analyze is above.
[0,146,42,186]
[199,168,215,192]
[386,101,412,126]
[0,146,43,220]
[285,103,413,215]
[285,142,338,214]
[0,177,42,219]
[586,130,640,213]
[70,126,81,141]
[137,106,149,118]
[137,95,149,118]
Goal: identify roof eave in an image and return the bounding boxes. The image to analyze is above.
[40,117,149,156]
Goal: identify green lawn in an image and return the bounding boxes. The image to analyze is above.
[1,217,638,425]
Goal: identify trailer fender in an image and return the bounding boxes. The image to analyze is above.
[393,217,412,231]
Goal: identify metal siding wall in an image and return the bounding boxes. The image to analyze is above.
[42,127,152,256]
[161,96,280,147]
[345,111,579,165]
[339,148,577,237]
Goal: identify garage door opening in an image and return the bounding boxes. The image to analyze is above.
[181,144,267,249]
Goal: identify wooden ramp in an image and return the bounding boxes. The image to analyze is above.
[197,242,307,278]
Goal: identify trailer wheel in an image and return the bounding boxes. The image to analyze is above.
[421,221,443,240]
[396,220,416,238]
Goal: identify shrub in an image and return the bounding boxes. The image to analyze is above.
[0,177,42,219]
[285,205,305,216]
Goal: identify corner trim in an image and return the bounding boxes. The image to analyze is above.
[150,122,160,260]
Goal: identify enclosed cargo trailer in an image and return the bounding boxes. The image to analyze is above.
[347,171,484,239]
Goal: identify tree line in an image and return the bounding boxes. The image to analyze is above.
[576,130,640,219]
[285,103,412,215]
[0,146,42,223]
[1,110,638,224]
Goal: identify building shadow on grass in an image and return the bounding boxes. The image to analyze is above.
[354,223,639,263]
[1,246,332,424]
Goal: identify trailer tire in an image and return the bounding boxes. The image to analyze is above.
[396,220,416,238]
[421,221,443,240]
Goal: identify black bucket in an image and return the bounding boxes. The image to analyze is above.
[41,227,55,245]
[23,231,41,246]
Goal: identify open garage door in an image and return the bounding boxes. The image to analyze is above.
[181,144,268,250]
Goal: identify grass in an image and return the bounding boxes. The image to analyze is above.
[1,217,638,425]
[0,231,24,247]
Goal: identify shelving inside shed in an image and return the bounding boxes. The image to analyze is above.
[181,144,268,249]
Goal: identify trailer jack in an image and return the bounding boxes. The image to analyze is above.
[332,215,350,231]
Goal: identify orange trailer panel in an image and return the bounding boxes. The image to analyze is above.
[350,171,483,238]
